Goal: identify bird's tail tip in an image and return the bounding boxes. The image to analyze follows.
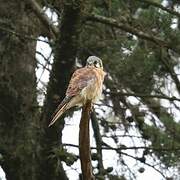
[48,122,53,127]
[48,106,66,127]
[48,116,59,127]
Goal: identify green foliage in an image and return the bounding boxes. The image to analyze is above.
[104,46,162,94]
[138,7,161,28]
[142,123,180,167]
[49,147,78,166]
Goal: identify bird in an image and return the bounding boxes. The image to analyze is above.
[48,56,106,127]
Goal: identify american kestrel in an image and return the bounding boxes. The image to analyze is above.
[49,56,105,127]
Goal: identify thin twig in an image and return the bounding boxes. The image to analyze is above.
[63,143,180,151]
[120,151,166,178]
[104,91,180,102]
[0,26,49,43]
[63,143,178,178]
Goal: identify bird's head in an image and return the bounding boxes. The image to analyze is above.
[86,56,103,69]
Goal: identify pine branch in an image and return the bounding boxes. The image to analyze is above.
[162,56,180,95]
[64,143,178,179]
[104,91,180,102]
[135,0,180,18]
[86,13,180,54]
[0,26,49,43]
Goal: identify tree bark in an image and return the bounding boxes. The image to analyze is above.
[0,0,40,179]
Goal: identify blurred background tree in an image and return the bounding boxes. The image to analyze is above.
[0,0,180,179]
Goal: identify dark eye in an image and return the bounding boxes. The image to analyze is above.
[94,61,100,68]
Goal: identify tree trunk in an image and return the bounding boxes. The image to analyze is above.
[0,0,40,180]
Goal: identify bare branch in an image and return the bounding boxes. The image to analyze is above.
[37,61,51,71]
[86,14,180,54]
[63,143,180,152]
[104,91,180,102]
[36,51,52,65]
[64,143,172,178]
[119,151,166,178]
[102,142,171,179]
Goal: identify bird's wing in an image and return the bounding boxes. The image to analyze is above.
[66,67,97,97]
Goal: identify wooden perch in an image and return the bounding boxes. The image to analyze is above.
[79,100,95,180]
